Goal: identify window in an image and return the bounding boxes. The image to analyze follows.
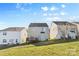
[41,27,46,34]
[3,32,7,35]
[3,39,7,43]
[40,32,45,33]
[16,39,18,43]
[42,27,46,32]
[70,31,75,33]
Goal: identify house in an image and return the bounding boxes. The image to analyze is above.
[0,27,27,45]
[50,21,77,39]
[73,22,79,38]
[27,23,49,41]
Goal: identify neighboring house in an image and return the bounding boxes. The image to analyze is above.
[50,21,77,39]
[73,22,79,38]
[27,23,49,41]
[0,27,27,45]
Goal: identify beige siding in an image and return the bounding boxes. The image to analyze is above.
[20,28,27,44]
[50,22,77,39]
[50,23,59,39]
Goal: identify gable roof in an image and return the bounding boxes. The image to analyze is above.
[53,21,75,25]
[53,21,67,24]
[29,23,48,27]
[0,27,25,31]
[73,22,79,24]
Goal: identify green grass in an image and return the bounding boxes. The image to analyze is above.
[0,39,79,56]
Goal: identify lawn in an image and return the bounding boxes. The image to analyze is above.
[0,39,79,56]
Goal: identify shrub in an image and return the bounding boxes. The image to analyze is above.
[26,37,40,43]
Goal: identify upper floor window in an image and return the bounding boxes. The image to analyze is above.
[3,32,7,35]
[42,27,46,32]
[41,27,46,34]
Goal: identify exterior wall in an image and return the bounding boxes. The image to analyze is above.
[57,24,67,39]
[50,22,77,39]
[67,24,77,39]
[0,31,20,45]
[28,27,49,41]
[20,28,27,44]
[50,23,60,39]
[73,24,79,37]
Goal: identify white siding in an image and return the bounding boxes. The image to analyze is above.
[28,27,49,41]
[0,31,20,45]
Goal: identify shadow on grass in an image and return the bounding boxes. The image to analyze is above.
[0,43,28,50]
[32,39,79,46]
[0,39,79,50]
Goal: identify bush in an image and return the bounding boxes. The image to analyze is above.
[26,37,40,43]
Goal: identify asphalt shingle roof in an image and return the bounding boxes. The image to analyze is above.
[53,21,76,25]
[29,23,48,27]
[0,27,25,31]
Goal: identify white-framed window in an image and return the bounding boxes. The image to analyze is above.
[3,32,7,35]
[16,39,18,43]
[41,27,46,34]
[40,32,45,33]
[3,39,7,43]
[42,27,46,32]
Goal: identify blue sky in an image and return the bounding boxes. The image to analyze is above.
[0,3,79,29]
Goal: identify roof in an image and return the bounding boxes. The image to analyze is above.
[73,22,79,24]
[53,21,67,24]
[29,23,48,27]
[53,21,75,25]
[0,27,25,31]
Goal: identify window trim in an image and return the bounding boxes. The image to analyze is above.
[3,32,7,36]
[3,39,7,43]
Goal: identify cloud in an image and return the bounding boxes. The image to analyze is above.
[20,7,25,10]
[16,3,21,9]
[41,6,48,11]
[60,12,67,16]
[61,4,66,8]
[33,12,37,15]
[43,13,59,17]
[41,6,58,12]
[49,13,52,16]
[53,17,62,21]
[77,16,79,18]
[50,6,58,11]
[16,3,30,12]
[43,13,58,17]
[46,17,62,22]
[52,13,59,16]
[0,22,9,30]
[69,16,75,21]
[43,13,48,16]
[69,16,79,22]
[46,18,53,21]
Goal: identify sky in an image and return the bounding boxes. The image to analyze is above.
[0,3,79,29]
